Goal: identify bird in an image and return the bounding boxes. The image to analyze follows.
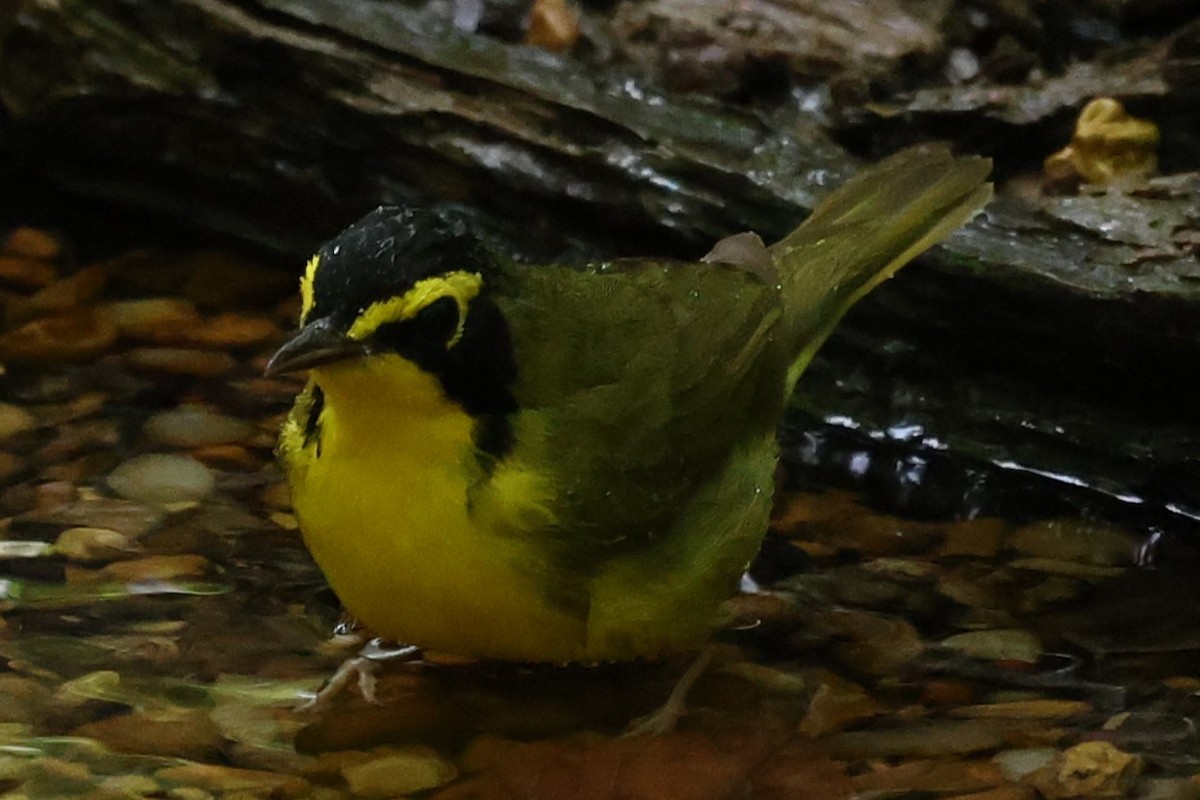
[267,144,991,671]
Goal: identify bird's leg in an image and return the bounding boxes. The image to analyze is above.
[300,634,421,710]
[623,645,716,737]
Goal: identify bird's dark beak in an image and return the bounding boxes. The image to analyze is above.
[265,319,369,376]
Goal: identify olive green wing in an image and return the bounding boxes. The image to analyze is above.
[484,256,789,573]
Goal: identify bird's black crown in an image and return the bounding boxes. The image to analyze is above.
[307,205,492,330]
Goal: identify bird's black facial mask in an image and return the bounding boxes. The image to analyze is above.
[273,204,518,418]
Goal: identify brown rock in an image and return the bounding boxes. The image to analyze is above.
[99,554,213,582]
[798,672,882,737]
[177,249,293,307]
[190,444,260,470]
[54,527,142,562]
[0,674,53,725]
[185,312,278,348]
[74,708,225,761]
[5,264,108,322]
[827,720,1012,760]
[124,347,237,377]
[341,747,458,797]
[1008,519,1136,567]
[800,608,924,675]
[0,451,26,483]
[0,403,37,442]
[100,297,202,343]
[0,310,118,363]
[944,787,1036,800]
[20,495,163,537]
[1025,741,1142,799]
[155,763,309,797]
[852,758,1005,797]
[526,0,580,52]
[938,518,1010,558]
[951,700,1092,720]
[3,227,63,261]
[0,255,57,290]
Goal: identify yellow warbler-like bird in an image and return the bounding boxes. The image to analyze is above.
[269,145,991,666]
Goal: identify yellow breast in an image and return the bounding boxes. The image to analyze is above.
[286,355,589,661]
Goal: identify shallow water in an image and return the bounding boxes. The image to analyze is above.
[2,232,1199,799]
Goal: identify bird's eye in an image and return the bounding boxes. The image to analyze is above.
[370,297,461,360]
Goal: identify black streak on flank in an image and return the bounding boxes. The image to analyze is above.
[304,384,326,457]
[473,415,516,467]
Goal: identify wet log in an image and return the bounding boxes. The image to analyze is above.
[2,0,1198,532]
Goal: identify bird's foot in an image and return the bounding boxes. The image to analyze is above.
[300,636,421,711]
[622,646,715,737]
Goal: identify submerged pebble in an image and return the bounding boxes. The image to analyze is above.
[124,347,237,377]
[827,719,1012,759]
[340,747,458,797]
[941,629,1042,664]
[0,403,36,442]
[1008,519,1136,567]
[100,297,203,343]
[186,313,278,348]
[73,708,224,761]
[53,527,140,562]
[1025,741,1143,798]
[0,255,56,290]
[0,311,118,362]
[107,454,216,504]
[994,747,1059,781]
[3,226,63,261]
[144,406,255,448]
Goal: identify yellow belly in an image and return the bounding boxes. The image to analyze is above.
[287,356,758,663]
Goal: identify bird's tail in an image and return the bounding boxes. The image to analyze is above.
[770,144,992,390]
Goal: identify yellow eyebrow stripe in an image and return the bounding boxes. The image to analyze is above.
[299,254,320,324]
[347,271,484,347]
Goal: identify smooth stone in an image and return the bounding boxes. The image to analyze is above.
[124,347,237,377]
[827,719,1011,759]
[798,673,883,737]
[1008,518,1136,567]
[100,297,202,343]
[5,264,108,323]
[186,313,278,348]
[0,311,118,363]
[0,254,56,289]
[154,764,309,797]
[101,554,213,582]
[952,700,1091,720]
[20,496,163,537]
[3,227,62,260]
[340,748,458,797]
[994,747,1058,781]
[802,608,924,675]
[1025,741,1142,799]
[54,527,140,562]
[0,674,52,725]
[107,454,216,505]
[0,403,34,445]
[74,708,224,761]
[941,629,1042,664]
[0,452,25,483]
[144,406,255,448]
